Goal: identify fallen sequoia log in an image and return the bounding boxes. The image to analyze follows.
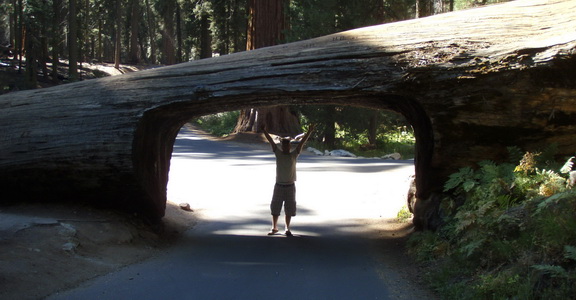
[1,0,575,228]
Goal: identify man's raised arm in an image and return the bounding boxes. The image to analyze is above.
[296,124,316,154]
[261,125,277,152]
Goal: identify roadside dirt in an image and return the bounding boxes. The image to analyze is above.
[0,201,197,300]
[0,127,432,300]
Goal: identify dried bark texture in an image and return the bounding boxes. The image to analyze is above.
[0,0,574,225]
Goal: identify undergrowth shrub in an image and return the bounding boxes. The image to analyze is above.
[408,149,576,299]
[192,111,240,136]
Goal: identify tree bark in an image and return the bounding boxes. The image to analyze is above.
[51,0,62,82]
[145,0,157,64]
[368,111,378,146]
[16,0,23,72]
[129,0,141,64]
[114,0,122,69]
[324,106,336,149]
[235,0,301,136]
[0,0,574,226]
[246,0,287,49]
[161,0,176,65]
[415,0,432,18]
[199,12,212,59]
[175,3,183,63]
[68,0,78,81]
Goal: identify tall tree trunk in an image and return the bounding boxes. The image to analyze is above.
[84,0,90,61]
[68,0,79,81]
[9,0,15,50]
[246,0,286,49]
[416,0,432,18]
[231,0,244,53]
[368,111,378,145]
[129,0,141,64]
[145,0,156,64]
[175,3,182,63]
[51,0,62,82]
[16,0,23,72]
[161,0,176,65]
[114,0,122,69]
[199,12,212,59]
[24,24,38,88]
[77,0,83,79]
[324,106,336,149]
[417,0,444,17]
[97,18,102,62]
[38,1,49,79]
[234,0,300,136]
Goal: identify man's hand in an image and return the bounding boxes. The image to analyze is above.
[261,124,276,151]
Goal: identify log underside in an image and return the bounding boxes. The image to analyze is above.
[1,0,575,228]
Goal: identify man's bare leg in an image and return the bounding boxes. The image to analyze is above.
[285,215,293,236]
[268,215,280,235]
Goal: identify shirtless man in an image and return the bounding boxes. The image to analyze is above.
[262,124,315,236]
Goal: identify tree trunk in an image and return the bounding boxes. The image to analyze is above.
[235,0,301,136]
[97,18,102,62]
[199,12,212,59]
[324,106,336,149]
[246,0,287,49]
[161,0,176,65]
[51,0,62,82]
[0,0,574,227]
[416,0,432,18]
[68,0,78,81]
[368,111,378,146]
[175,3,183,63]
[24,24,37,88]
[145,0,156,64]
[9,0,15,50]
[114,0,122,69]
[16,0,23,72]
[129,0,141,64]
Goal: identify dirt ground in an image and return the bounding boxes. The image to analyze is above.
[0,129,428,300]
[0,201,198,300]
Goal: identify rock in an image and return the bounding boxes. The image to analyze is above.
[179,203,193,212]
[58,223,77,237]
[306,147,324,156]
[328,149,357,157]
[382,153,402,160]
[62,242,78,252]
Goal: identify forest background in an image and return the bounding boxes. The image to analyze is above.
[0,0,510,158]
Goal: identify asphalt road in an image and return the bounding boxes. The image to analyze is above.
[48,127,429,300]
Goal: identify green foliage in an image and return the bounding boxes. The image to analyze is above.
[192,111,239,137]
[299,106,415,159]
[396,205,412,223]
[408,151,576,299]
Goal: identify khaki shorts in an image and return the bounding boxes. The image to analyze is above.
[270,183,296,216]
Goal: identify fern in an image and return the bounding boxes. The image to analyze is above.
[559,156,574,174]
[444,166,477,193]
[535,190,576,214]
[532,265,569,278]
[564,245,576,261]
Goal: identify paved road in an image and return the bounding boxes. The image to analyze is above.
[48,127,428,300]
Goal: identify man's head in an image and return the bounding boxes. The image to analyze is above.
[280,137,291,154]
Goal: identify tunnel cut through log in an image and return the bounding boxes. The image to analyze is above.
[132,94,434,219]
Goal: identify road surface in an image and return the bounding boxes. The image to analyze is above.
[48,127,432,300]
